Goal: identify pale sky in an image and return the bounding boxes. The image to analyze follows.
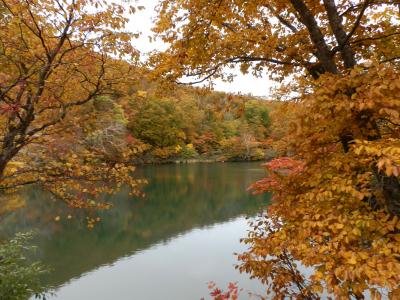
[128,0,273,97]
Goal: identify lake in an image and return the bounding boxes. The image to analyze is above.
[0,162,271,300]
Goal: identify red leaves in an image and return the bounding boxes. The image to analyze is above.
[210,288,222,297]
[248,157,304,195]
[125,134,137,144]
[264,157,305,176]
[205,282,240,300]
[0,103,20,115]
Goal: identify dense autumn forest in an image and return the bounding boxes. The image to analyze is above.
[0,0,399,299]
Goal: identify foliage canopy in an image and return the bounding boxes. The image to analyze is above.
[0,0,142,214]
[153,0,400,298]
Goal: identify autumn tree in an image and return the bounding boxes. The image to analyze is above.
[128,97,187,148]
[152,0,400,298]
[244,100,271,138]
[0,0,142,213]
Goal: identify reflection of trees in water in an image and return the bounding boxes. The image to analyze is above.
[0,163,270,289]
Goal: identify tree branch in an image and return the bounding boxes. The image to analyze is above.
[339,0,371,51]
[289,0,338,74]
[264,4,298,33]
[177,55,299,85]
[323,0,356,68]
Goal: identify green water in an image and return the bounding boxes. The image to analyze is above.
[0,162,270,299]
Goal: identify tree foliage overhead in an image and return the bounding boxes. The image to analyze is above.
[153,0,400,298]
[152,0,400,82]
[0,0,144,213]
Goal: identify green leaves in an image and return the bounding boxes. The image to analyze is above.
[0,232,50,300]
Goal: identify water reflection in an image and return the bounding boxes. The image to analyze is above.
[0,162,270,298]
[51,218,266,300]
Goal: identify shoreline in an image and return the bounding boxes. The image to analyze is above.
[132,157,267,165]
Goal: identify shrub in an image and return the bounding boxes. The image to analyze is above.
[0,232,49,300]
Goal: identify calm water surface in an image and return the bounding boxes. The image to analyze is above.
[0,162,271,300]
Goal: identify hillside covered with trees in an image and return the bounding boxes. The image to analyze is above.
[93,83,273,164]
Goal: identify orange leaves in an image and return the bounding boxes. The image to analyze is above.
[152,0,400,297]
[0,0,144,216]
[377,158,400,177]
[151,0,309,83]
[264,157,305,176]
[238,63,400,299]
[354,139,400,178]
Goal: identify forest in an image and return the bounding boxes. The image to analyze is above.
[0,0,399,299]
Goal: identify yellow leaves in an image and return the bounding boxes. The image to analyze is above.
[377,158,399,177]
[377,158,388,170]
[4,167,18,175]
[346,256,357,265]
[136,90,148,98]
[351,227,362,237]
[7,161,25,168]
[380,247,392,256]
[390,78,400,90]
[0,137,143,212]
[0,0,144,221]
[313,270,324,280]
[175,144,182,153]
[3,161,26,176]
[0,194,26,216]
[311,283,324,294]
[336,223,344,230]
[354,139,400,178]
[379,108,400,119]
[86,216,101,230]
[240,92,400,295]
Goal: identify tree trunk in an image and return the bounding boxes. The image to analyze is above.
[0,145,20,179]
[294,0,400,216]
[375,168,400,216]
[382,176,400,215]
